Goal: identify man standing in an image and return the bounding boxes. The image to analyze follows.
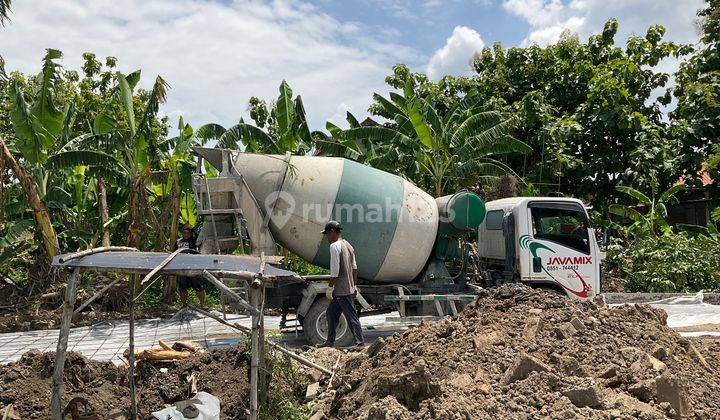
[320,220,364,348]
[174,224,206,306]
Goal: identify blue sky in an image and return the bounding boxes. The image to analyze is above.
[1,0,706,131]
[315,0,527,51]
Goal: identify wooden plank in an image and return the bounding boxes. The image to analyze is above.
[50,267,80,420]
[134,248,196,301]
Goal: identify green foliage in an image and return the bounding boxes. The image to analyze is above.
[334,81,529,196]
[606,231,720,292]
[260,400,311,420]
[282,250,328,275]
[372,19,693,206]
[670,0,720,191]
[259,344,312,420]
[608,184,685,237]
[216,80,317,155]
[134,276,222,309]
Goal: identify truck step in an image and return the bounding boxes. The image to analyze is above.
[383,294,476,302]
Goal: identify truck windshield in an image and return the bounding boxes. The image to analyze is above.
[530,206,590,254]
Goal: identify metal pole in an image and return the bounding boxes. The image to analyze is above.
[202,175,221,254]
[50,267,81,419]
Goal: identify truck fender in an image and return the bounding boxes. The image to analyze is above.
[297,283,329,318]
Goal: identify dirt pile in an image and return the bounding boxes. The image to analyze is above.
[0,346,307,418]
[312,284,720,419]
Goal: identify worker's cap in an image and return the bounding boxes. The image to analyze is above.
[321,220,342,234]
[182,223,193,231]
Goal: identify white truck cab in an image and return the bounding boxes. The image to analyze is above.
[477,197,604,299]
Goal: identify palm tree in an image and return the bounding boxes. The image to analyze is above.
[339,83,532,196]
[0,0,11,25]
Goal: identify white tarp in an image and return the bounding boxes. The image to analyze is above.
[648,291,720,329]
[152,392,220,420]
[608,291,720,337]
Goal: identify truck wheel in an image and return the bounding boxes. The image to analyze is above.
[302,298,354,347]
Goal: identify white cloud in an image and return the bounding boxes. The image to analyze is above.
[1,0,419,130]
[426,26,485,80]
[503,0,705,47]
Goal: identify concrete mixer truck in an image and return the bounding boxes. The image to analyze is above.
[191,148,604,346]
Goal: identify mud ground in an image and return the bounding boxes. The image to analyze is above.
[0,277,177,334]
[0,345,308,419]
[311,284,720,419]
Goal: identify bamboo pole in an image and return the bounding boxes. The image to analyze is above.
[249,284,260,420]
[258,283,268,406]
[73,276,123,315]
[133,248,196,301]
[188,306,332,375]
[205,269,260,281]
[50,267,81,419]
[128,274,138,419]
[202,270,258,315]
[58,246,138,264]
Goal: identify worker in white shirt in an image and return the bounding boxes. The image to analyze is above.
[318,220,365,348]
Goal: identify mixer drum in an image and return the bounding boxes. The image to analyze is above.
[233,153,439,283]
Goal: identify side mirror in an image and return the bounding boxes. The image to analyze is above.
[532,256,542,273]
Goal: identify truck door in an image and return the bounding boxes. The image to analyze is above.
[522,202,597,299]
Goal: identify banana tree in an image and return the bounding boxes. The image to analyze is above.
[154,116,198,249]
[216,80,315,154]
[338,83,532,196]
[79,71,169,248]
[2,49,71,258]
[609,184,686,237]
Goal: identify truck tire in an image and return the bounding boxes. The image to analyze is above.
[302,298,354,347]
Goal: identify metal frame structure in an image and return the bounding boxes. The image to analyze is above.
[49,247,330,420]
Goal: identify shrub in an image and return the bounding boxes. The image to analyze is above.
[607,231,720,292]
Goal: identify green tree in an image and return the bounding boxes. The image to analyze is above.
[1,49,70,258]
[608,183,686,237]
[376,20,691,207]
[216,80,315,154]
[671,0,720,190]
[340,82,531,196]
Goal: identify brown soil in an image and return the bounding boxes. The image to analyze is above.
[311,284,720,419]
[0,345,307,419]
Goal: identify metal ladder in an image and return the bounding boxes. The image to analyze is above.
[192,149,278,315]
